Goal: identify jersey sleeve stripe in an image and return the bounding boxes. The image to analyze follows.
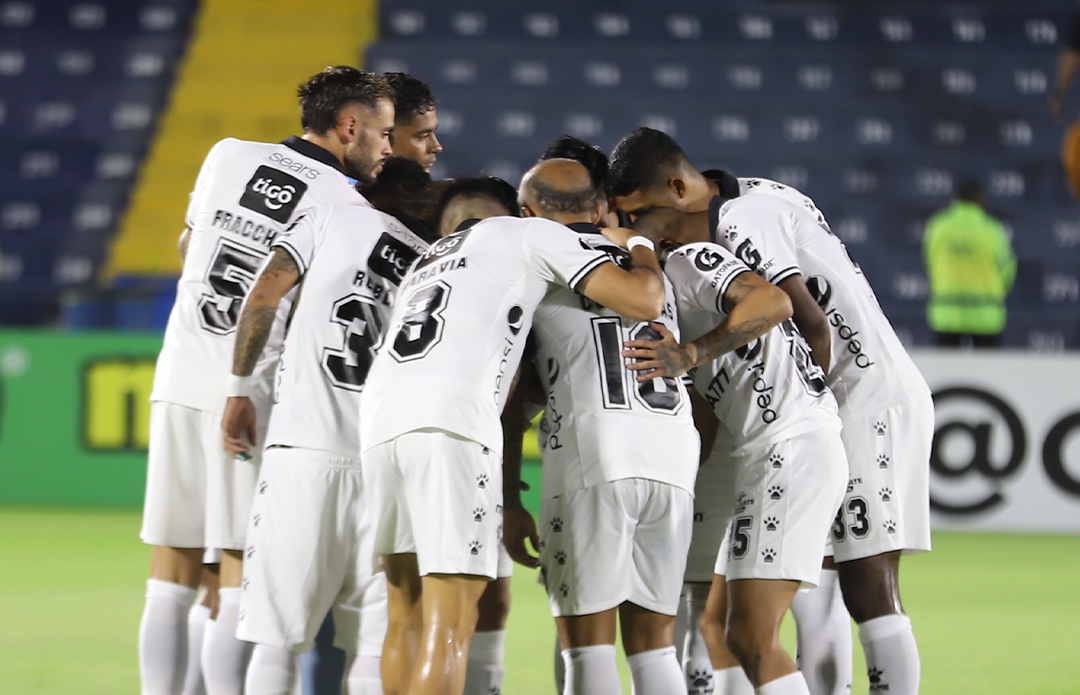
[272,239,308,275]
[569,255,611,291]
[769,266,801,285]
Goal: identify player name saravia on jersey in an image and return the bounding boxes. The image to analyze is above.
[403,231,471,287]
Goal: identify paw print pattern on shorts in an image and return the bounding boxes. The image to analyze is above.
[476,474,489,489]
[555,551,567,566]
[874,421,887,435]
[767,485,784,500]
[764,515,779,532]
[883,520,897,534]
[258,481,268,494]
[769,454,784,469]
[879,487,893,502]
[761,548,777,562]
[245,545,255,559]
[559,583,570,598]
[550,517,563,532]
[252,514,261,528]
[469,541,482,555]
[877,454,890,469]
[473,508,486,522]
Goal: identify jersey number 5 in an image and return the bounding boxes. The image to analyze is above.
[322,294,385,391]
[198,240,264,335]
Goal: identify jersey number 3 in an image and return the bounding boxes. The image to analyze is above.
[198,240,263,335]
[322,295,385,391]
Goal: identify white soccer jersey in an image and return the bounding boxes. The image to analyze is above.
[359,216,612,454]
[266,203,429,457]
[709,178,929,416]
[531,226,700,497]
[151,137,368,414]
[665,242,841,455]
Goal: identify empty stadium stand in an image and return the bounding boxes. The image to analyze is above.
[366,0,1080,348]
[0,0,197,324]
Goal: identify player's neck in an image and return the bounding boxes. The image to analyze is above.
[300,132,346,167]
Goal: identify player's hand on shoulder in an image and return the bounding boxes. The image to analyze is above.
[599,226,638,249]
[622,321,696,381]
[222,396,257,458]
[502,505,541,568]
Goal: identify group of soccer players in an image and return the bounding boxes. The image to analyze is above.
[138,65,933,695]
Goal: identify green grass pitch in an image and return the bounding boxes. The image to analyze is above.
[1,507,1078,694]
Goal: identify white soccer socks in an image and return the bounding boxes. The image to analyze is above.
[790,569,853,695]
[245,644,297,695]
[683,592,715,695]
[858,614,920,695]
[344,654,382,695]
[713,666,755,695]
[182,603,211,695]
[140,579,198,695]
[554,637,567,695]
[754,672,811,695]
[464,629,506,695]
[627,646,685,695]
[201,588,254,695]
[562,645,621,695]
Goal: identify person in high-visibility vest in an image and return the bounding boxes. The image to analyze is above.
[923,181,1016,347]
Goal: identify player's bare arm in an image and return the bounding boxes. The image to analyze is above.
[578,226,666,321]
[777,274,832,374]
[622,271,792,380]
[221,248,300,456]
[688,386,719,462]
[501,365,541,568]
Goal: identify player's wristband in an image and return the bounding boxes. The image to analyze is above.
[225,374,253,398]
[627,236,655,252]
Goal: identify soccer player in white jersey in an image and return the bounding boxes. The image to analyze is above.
[497,159,701,695]
[219,114,416,695]
[359,158,669,695]
[610,129,934,695]
[139,67,393,695]
[622,207,848,695]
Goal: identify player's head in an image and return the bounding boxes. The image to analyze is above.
[519,158,600,226]
[385,72,442,172]
[436,177,519,237]
[957,179,984,207]
[540,136,611,220]
[298,66,395,184]
[608,127,713,217]
[358,155,432,217]
[632,206,712,247]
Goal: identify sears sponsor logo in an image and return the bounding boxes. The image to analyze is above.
[239,166,307,223]
[367,233,420,286]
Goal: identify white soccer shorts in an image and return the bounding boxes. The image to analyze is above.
[539,478,693,617]
[141,400,268,551]
[236,448,386,656]
[684,438,739,584]
[497,544,514,579]
[363,430,504,580]
[715,429,847,589]
[832,392,934,563]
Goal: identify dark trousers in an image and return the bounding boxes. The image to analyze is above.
[934,332,1002,348]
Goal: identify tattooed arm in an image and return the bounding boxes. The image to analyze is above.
[622,271,793,380]
[222,247,300,456]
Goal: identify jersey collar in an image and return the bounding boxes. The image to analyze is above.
[708,195,724,240]
[702,169,741,200]
[566,222,602,235]
[281,136,348,177]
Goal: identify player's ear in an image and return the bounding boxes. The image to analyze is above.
[669,176,688,200]
[520,202,537,218]
[338,111,358,143]
[590,199,603,225]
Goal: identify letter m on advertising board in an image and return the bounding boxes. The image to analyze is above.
[83,359,155,450]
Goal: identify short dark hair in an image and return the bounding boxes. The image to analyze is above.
[384,72,437,122]
[541,136,609,193]
[436,177,520,230]
[358,156,432,206]
[957,179,983,202]
[298,66,394,134]
[608,128,690,197]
